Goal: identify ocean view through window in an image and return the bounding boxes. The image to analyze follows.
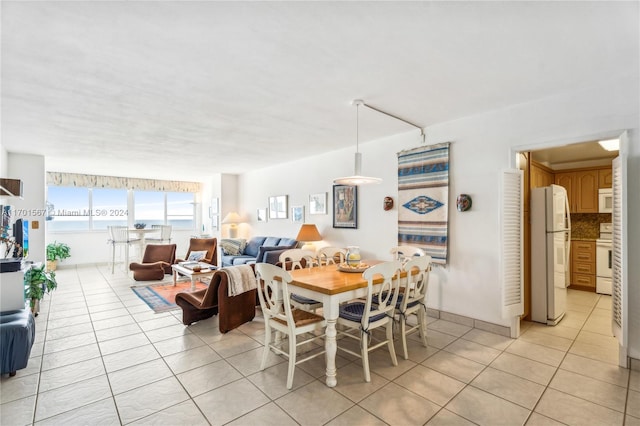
[47,187,195,231]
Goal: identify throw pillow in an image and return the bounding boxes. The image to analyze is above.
[187,250,208,261]
[220,238,247,256]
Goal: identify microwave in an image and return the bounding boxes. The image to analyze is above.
[599,188,613,213]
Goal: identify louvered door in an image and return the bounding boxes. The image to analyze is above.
[501,170,524,329]
[611,152,627,366]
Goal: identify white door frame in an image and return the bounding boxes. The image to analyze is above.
[508,129,629,354]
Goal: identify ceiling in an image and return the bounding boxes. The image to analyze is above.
[1,1,638,181]
[530,141,619,170]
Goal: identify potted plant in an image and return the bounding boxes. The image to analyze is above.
[46,241,71,271]
[24,263,57,315]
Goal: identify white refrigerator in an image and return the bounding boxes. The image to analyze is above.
[531,184,571,325]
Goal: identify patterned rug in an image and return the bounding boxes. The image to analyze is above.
[397,142,450,264]
[131,280,208,313]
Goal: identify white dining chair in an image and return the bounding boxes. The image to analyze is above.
[336,260,402,382]
[279,249,323,312]
[255,263,326,389]
[107,226,141,273]
[147,224,172,243]
[317,246,346,265]
[397,255,431,359]
[390,245,426,262]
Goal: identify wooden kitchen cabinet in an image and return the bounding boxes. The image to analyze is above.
[599,168,612,188]
[531,162,554,189]
[571,240,596,291]
[554,169,598,213]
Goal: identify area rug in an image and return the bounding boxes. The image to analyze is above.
[397,142,450,264]
[131,280,208,313]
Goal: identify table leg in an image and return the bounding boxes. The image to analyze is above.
[191,276,196,292]
[323,299,339,387]
[173,270,177,287]
[325,318,338,387]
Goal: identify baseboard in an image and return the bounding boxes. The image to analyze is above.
[630,357,640,371]
[426,308,511,338]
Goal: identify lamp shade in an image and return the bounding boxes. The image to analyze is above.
[296,224,322,242]
[221,212,242,225]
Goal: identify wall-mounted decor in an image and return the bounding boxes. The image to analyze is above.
[210,197,219,230]
[291,206,304,224]
[257,208,268,222]
[384,196,394,211]
[309,192,327,215]
[456,194,472,212]
[397,142,450,265]
[333,185,357,229]
[268,195,288,219]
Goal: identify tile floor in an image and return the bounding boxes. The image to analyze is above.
[1,265,638,425]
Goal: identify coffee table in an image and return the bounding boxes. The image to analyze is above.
[172,263,217,291]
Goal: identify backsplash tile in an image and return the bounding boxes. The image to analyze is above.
[571,213,612,239]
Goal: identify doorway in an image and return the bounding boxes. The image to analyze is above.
[513,132,627,368]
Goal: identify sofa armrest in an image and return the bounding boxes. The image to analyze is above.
[255,246,283,264]
[262,248,293,265]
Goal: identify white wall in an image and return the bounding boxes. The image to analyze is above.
[239,75,639,348]
[4,153,47,263]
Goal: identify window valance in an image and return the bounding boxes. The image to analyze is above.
[46,172,201,193]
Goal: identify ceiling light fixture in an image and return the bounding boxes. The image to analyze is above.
[598,138,620,151]
[333,99,424,186]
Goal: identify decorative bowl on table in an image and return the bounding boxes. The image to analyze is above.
[133,223,146,229]
[337,262,370,273]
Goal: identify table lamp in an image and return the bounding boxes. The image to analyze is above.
[296,223,322,251]
[221,212,243,238]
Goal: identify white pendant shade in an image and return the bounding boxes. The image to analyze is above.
[333,152,382,185]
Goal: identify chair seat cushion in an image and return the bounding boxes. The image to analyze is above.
[372,293,421,309]
[291,294,321,306]
[339,302,386,323]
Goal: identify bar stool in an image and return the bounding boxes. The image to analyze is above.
[107,226,141,273]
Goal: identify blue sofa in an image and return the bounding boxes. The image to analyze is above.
[220,236,298,267]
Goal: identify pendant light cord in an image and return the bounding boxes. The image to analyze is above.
[356,102,360,153]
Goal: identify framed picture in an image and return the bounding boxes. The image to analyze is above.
[291,205,304,223]
[210,198,219,217]
[257,208,268,222]
[333,185,358,229]
[269,195,288,219]
[309,192,327,215]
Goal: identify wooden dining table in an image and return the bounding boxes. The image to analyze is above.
[288,260,394,387]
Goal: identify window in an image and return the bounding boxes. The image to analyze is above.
[92,188,128,230]
[47,186,90,231]
[47,185,197,231]
[134,191,164,227]
[167,192,195,230]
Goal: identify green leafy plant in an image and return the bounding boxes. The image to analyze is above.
[24,264,58,308]
[46,241,71,262]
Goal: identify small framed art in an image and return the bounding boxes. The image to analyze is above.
[309,192,327,215]
[269,195,288,219]
[257,208,268,222]
[333,185,357,229]
[291,205,304,223]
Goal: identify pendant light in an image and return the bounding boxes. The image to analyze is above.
[333,100,382,185]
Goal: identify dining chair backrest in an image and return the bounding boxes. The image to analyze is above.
[390,245,426,261]
[255,263,294,327]
[278,249,316,270]
[318,246,346,265]
[361,260,402,326]
[400,255,431,312]
[151,224,172,240]
[108,226,130,243]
